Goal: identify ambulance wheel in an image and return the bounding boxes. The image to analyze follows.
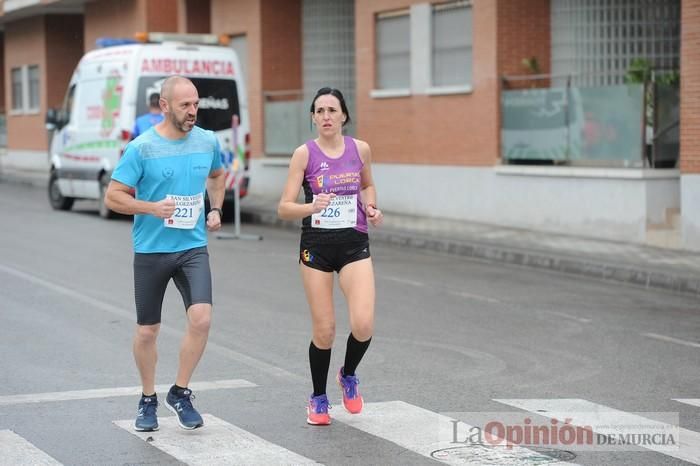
[98,174,116,219]
[48,170,74,211]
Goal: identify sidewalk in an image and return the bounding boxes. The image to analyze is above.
[240,195,700,298]
[2,161,698,297]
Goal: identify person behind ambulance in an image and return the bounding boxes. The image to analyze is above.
[132,92,164,139]
[278,87,384,425]
[104,75,225,432]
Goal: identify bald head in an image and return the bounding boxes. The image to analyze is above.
[160,76,196,102]
[158,75,199,136]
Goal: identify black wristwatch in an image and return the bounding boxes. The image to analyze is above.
[209,207,223,217]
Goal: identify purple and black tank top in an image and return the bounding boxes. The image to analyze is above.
[301,136,368,242]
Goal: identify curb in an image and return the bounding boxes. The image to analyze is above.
[241,207,700,298]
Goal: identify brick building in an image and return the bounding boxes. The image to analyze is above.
[0,0,697,249]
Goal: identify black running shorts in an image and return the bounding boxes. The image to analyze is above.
[133,246,212,325]
[299,230,371,273]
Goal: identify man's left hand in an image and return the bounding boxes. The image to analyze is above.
[206,210,222,231]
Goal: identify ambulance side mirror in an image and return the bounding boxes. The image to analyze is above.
[45,108,58,131]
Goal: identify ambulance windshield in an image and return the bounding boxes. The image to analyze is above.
[136,77,241,132]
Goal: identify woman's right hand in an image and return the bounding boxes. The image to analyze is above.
[311,192,336,213]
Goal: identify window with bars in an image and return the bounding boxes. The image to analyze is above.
[432,1,472,87]
[375,10,410,90]
[551,0,680,87]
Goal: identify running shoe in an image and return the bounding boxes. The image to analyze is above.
[337,367,363,414]
[165,388,204,430]
[134,395,159,431]
[307,393,331,425]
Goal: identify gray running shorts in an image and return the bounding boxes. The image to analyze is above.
[133,246,212,325]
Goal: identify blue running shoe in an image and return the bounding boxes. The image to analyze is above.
[306,393,331,425]
[337,367,363,414]
[165,388,204,430]
[134,396,159,431]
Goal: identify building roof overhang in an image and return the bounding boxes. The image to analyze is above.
[0,0,92,28]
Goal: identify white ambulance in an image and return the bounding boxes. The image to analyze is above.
[46,33,250,218]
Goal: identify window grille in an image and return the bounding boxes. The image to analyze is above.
[551,0,680,87]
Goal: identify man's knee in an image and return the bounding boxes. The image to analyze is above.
[187,304,212,334]
[135,324,159,344]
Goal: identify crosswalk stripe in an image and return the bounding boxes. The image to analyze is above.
[333,401,576,465]
[0,430,62,465]
[0,379,255,406]
[674,399,700,409]
[114,414,321,465]
[495,399,700,465]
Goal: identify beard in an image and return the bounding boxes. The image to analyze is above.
[171,112,196,133]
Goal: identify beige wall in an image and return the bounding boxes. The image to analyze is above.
[261,0,301,92]
[84,0,146,52]
[45,15,83,109]
[84,0,178,52]
[5,16,47,150]
[146,0,179,32]
[211,0,263,158]
[356,0,499,166]
[179,0,211,33]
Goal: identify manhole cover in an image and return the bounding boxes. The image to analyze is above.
[430,444,577,464]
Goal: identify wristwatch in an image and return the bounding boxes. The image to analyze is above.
[209,207,223,217]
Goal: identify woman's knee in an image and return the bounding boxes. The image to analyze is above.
[351,320,374,341]
[312,321,336,347]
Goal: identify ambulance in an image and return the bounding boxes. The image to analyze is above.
[45,33,250,218]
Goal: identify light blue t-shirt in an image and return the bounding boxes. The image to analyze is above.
[112,126,223,253]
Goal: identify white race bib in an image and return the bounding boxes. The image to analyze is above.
[311,194,357,229]
[164,193,204,229]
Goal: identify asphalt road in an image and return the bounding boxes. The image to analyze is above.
[1,179,699,465]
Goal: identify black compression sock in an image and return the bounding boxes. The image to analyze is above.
[343,333,372,376]
[309,341,332,397]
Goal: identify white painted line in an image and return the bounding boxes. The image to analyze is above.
[496,398,700,464]
[449,290,501,304]
[382,275,425,287]
[0,263,303,381]
[674,399,700,409]
[114,414,321,465]
[334,401,575,465]
[0,379,255,406]
[0,430,62,465]
[642,332,700,349]
[545,311,591,324]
